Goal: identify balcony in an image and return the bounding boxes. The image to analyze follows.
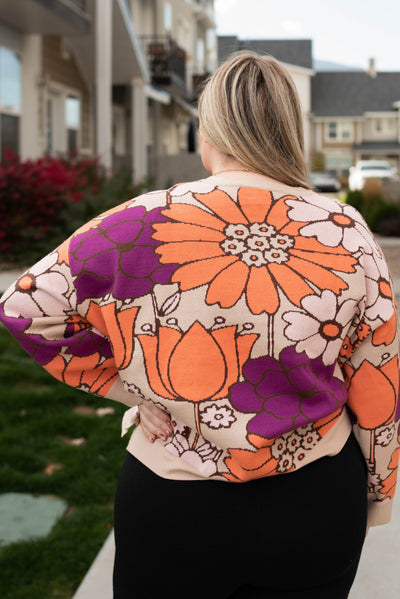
[140,36,187,96]
[192,0,215,28]
[0,0,91,35]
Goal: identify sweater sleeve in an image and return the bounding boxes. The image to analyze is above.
[0,241,142,408]
[340,249,400,527]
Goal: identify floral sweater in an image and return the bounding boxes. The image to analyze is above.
[1,174,399,527]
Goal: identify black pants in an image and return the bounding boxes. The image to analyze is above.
[113,433,368,598]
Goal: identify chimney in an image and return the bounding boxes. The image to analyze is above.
[367,57,377,78]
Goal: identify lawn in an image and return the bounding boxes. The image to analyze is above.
[0,326,127,598]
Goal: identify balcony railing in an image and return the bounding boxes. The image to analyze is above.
[140,36,187,95]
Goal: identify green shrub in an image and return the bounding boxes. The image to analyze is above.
[346,190,400,235]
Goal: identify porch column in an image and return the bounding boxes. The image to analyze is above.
[21,35,42,160]
[132,77,148,183]
[95,0,112,171]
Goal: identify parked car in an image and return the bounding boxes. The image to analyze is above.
[309,171,341,193]
[348,160,396,191]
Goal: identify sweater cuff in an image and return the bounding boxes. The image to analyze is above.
[367,498,393,527]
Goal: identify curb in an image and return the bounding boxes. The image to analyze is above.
[72,531,115,599]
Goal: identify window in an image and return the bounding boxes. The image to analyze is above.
[112,105,127,156]
[325,153,352,173]
[65,95,81,155]
[328,122,337,139]
[374,117,396,134]
[1,113,19,157]
[164,2,172,32]
[46,89,81,156]
[0,46,22,159]
[341,122,352,139]
[196,39,205,71]
[326,121,352,142]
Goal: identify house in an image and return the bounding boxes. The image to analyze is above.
[218,37,400,179]
[311,61,400,175]
[0,0,217,185]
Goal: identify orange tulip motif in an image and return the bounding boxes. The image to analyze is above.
[138,321,258,447]
[344,355,399,464]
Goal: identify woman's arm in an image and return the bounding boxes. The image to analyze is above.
[0,245,141,408]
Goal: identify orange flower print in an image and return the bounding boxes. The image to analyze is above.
[340,326,371,361]
[345,357,398,432]
[138,321,258,447]
[344,356,399,465]
[152,188,357,315]
[380,447,400,501]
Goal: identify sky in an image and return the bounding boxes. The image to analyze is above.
[214,0,400,71]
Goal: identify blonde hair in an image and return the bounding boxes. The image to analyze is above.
[198,51,311,189]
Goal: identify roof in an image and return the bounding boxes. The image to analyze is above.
[312,72,400,116]
[218,36,313,70]
[353,141,400,153]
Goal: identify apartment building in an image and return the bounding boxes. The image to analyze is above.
[311,61,400,175]
[0,0,217,184]
[134,0,217,186]
[218,37,400,178]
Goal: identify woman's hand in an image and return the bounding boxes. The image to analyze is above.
[139,400,174,443]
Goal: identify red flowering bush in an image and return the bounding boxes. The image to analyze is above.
[0,152,152,266]
[0,152,103,264]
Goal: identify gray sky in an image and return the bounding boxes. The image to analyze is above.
[214,0,400,71]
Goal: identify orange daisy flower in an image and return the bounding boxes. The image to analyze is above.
[153,188,357,315]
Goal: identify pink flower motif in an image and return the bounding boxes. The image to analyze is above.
[168,180,218,199]
[376,425,396,446]
[164,420,222,476]
[286,194,373,252]
[361,252,394,322]
[283,289,358,365]
[1,253,69,318]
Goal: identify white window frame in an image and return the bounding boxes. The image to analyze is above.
[164,2,172,33]
[46,82,82,156]
[0,45,22,159]
[325,120,353,142]
[374,116,396,135]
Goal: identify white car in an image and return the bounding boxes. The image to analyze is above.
[348,160,395,191]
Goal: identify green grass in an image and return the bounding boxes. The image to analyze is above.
[0,326,127,598]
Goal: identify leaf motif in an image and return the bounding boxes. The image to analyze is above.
[160,291,181,316]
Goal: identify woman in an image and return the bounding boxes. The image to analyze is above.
[1,52,399,598]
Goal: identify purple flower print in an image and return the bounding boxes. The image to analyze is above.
[229,346,347,439]
[0,306,112,366]
[0,306,60,365]
[70,206,178,303]
[64,323,113,359]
